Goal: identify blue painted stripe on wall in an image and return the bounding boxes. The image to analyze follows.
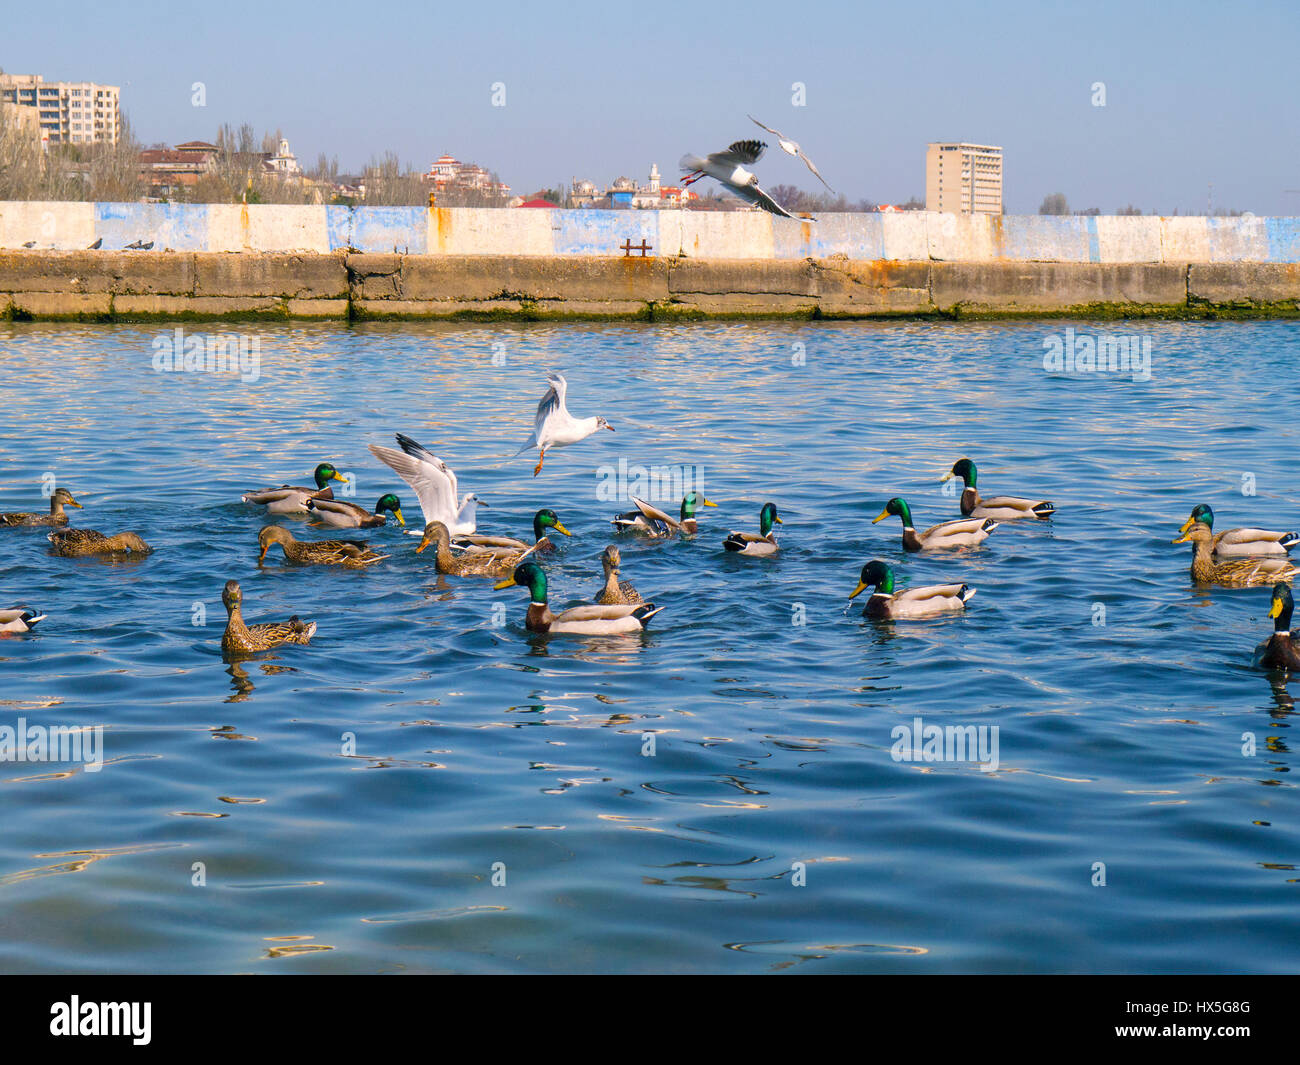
[325,205,353,251]
[771,214,883,260]
[351,207,428,254]
[93,202,210,251]
[1265,217,1300,262]
[1086,216,1100,263]
[551,210,658,256]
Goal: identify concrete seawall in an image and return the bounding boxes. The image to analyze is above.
[3,251,1299,320]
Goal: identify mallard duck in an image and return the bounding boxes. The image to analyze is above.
[220,579,316,657]
[596,545,643,604]
[416,521,534,577]
[848,560,974,620]
[369,434,485,537]
[1255,583,1300,671]
[307,493,405,529]
[873,497,998,551]
[455,508,571,554]
[1179,504,1297,558]
[943,458,1054,520]
[241,463,347,515]
[723,502,782,557]
[0,608,46,633]
[257,524,388,568]
[1172,522,1298,587]
[495,561,662,634]
[612,491,718,537]
[48,528,152,556]
[1,488,83,527]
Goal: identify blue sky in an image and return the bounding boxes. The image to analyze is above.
[4,0,1298,213]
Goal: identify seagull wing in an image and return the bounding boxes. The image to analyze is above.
[368,442,455,526]
[733,181,806,221]
[534,372,569,433]
[396,432,459,503]
[747,115,786,140]
[711,139,767,166]
[798,151,835,193]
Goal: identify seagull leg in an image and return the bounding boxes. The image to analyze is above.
[533,449,546,477]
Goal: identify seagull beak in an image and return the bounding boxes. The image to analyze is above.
[605,423,616,432]
[553,522,572,537]
[849,580,869,600]
[394,508,406,527]
[493,577,514,590]
[1269,598,1283,619]
[872,509,890,524]
[477,500,490,508]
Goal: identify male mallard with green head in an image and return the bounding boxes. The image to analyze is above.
[943,458,1054,520]
[1255,583,1300,671]
[242,463,348,515]
[0,608,47,633]
[1179,504,1297,559]
[848,560,975,620]
[873,497,998,551]
[456,508,571,554]
[48,528,152,557]
[416,521,533,577]
[307,493,405,529]
[220,579,316,657]
[597,545,643,604]
[613,492,718,537]
[1,488,84,527]
[496,561,662,634]
[257,524,388,567]
[723,502,782,557]
[1171,521,1298,587]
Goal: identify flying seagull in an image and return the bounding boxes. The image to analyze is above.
[515,372,614,477]
[369,433,486,538]
[679,139,810,220]
[748,115,835,193]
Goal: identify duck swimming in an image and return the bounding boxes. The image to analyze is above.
[0,608,46,633]
[873,497,998,551]
[307,493,405,529]
[723,502,782,557]
[1171,521,1298,587]
[257,524,388,567]
[596,545,643,604]
[613,492,717,537]
[416,521,534,577]
[1179,504,1297,559]
[1255,583,1300,671]
[242,463,347,515]
[456,508,571,554]
[849,560,975,620]
[1,488,83,527]
[943,458,1054,520]
[48,528,152,557]
[220,579,316,657]
[495,562,662,634]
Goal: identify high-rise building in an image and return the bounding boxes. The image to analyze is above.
[0,73,121,146]
[926,143,1002,215]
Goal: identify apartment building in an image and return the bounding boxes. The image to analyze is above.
[0,73,121,146]
[925,143,1003,215]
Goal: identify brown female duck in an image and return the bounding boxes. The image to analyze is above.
[258,524,388,568]
[1,488,83,527]
[416,521,534,577]
[48,528,151,556]
[220,580,316,656]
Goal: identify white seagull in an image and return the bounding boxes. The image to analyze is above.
[679,139,810,220]
[368,433,486,537]
[747,115,835,193]
[515,372,614,477]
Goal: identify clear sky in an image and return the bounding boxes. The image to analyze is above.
[4,0,1297,213]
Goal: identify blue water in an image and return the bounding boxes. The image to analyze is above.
[0,318,1297,974]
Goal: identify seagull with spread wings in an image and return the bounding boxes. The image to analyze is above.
[679,139,810,220]
[368,433,486,537]
[747,115,835,193]
[515,372,614,477]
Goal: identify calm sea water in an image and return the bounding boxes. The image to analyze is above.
[0,318,1297,974]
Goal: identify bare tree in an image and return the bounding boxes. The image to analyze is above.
[1038,193,1069,215]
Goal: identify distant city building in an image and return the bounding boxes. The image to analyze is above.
[265,137,302,177]
[603,164,697,209]
[0,98,44,152]
[569,177,600,208]
[425,153,511,199]
[925,142,1002,215]
[0,73,120,146]
[138,140,218,196]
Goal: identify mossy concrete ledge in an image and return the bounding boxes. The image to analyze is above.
[2,251,1299,321]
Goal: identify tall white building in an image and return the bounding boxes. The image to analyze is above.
[926,143,1002,215]
[0,73,120,146]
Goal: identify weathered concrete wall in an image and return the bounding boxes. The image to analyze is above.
[4,202,1300,263]
[4,251,1300,320]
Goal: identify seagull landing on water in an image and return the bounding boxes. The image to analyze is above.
[679,139,811,220]
[747,115,835,193]
[515,372,614,477]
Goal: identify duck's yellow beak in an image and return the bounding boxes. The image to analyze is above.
[493,577,514,590]
[257,546,268,563]
[872,508,890,524]
[1178,517,1195,534]
[702,498,718,507]
[940,471,954,483]
[849,580,869,600]
[553,522,572,537]
[332,472,348,483]
[1171,531,1191,545]
[68,498,83,508]
[774,515,783,525]
[394,508,406,527]
[1269,598,1283,619]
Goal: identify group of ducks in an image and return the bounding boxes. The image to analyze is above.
[3,439,1299,673]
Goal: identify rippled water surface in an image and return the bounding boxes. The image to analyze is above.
[1,319,1297,974]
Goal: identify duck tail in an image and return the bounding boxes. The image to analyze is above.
[1032,501,1055,519]
[959,586,976,604]
[633,603,665,626]
[981,519,1001,534]
[1280,531,1299,553]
